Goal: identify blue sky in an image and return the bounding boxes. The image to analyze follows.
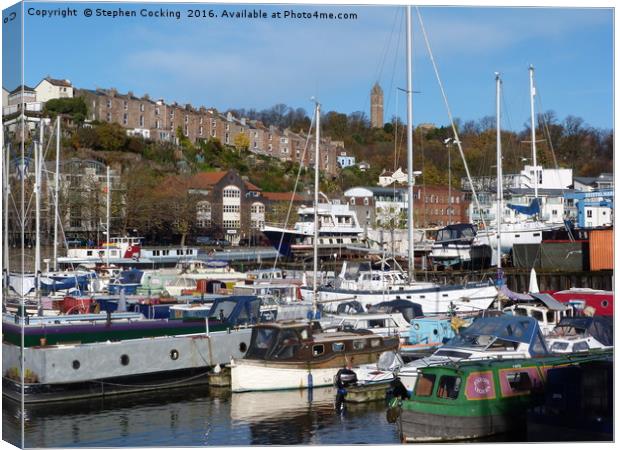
[3,1,615,130]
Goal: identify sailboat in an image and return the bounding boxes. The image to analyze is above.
[477,66,563,261]
[299,9,497,315]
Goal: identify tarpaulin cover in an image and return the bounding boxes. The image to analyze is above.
[554,316,613,346]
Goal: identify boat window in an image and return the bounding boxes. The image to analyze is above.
[368,319,385,328]
[506,372,532,392]
[246,327,278,359]
[312,344,324,356]
[208,300,237,321]
[370,338,381,348]
[273,329,301,359]
[434,350,471,359]
[550,342,569,352]
[437,375,461,400]
[531,310,544,323]
[86,250,93,256]
[546,311,556,324]
[352,340,366,350]
[514,308,528,317]
[332,342,345,352]
[414,373,436,397]
[573,341,590,352]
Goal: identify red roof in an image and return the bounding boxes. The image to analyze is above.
[189,171,228,188]
[244,181,261,192]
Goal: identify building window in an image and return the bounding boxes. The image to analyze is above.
[350,198,355,206]
[199,117,203,124]
[225,123,230,131]
[223,220,240,229]
[223,204,241,213]
[106,112,112,122]
[155,107,160,115]
[122,113,128,125]
[363,197,369,206]
[184,115,189,124]
[587,210,593,218]
[139,115,144,127]
[251,202,265,214]
[155,120,160,129]
[140,104,145,112]
[123,100,128,110]
[223,186,241,198]
[107,99,112,108]
[199,126,203,136]
[211,129,216,137]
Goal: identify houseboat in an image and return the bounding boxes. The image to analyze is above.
[392,351,612,442]
[2,296,261,402]
[230,320,399,392]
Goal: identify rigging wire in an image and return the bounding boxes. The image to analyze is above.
[414,7,489,237]
[271,111,316,270]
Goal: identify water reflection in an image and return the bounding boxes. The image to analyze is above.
[3,386,399,447]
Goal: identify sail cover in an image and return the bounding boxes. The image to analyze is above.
[507,198,541,216]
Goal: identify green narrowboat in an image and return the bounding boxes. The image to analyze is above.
[390,350,612,442]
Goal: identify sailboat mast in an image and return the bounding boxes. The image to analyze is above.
[406,5,415,282]
[312,102,321,316]
[35,122,42,278]
[106,165,111,267]
[3,143,10,278]
[495,73,503,271]
[53,117,60,271]
[529,65,538,200]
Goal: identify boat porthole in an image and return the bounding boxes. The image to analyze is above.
[120,354,130,366]
[413,324,420,330]
[239,342,247,352]
[170,349,179,360]
[72,360,80,370]
[601,300,609,308]
[433,329,438,335]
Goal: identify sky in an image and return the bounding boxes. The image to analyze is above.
[1,0,615,130]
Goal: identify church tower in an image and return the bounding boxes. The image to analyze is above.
[370,82,384,128]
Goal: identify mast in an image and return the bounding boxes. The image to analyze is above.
[406,5,415,282]
[495,73,503,275]
[529,65,539,201]
[312,101,321,317]
[35,121,43,307]
[53,117,60,271]
[106,165,111,267]
[3,143,10,282]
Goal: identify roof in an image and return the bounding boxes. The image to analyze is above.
[262,192,304,202]
[244,181,261,192]
[43,77,72,87]
[189,171,261,192]
[189,171,228,188]
[9,85,36,94]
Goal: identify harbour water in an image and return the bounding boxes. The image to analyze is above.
[2,386,401,447]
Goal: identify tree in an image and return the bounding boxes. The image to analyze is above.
[44,97,88,124]
[233,132,250,151]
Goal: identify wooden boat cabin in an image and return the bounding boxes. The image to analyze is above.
[243,321,399,365]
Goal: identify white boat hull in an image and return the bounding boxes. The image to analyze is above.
[300,283,497,315]
[230,359,340,392]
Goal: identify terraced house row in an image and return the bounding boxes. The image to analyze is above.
[76,87,343,175]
